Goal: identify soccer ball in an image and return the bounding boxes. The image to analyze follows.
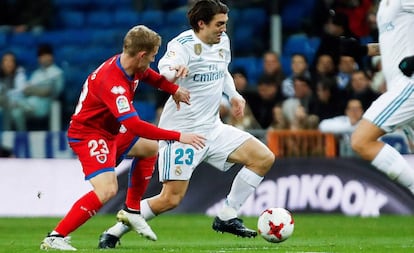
[257,207,294,243]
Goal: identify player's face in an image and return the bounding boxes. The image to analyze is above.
[199,13,228,45]
[136,46,159,72]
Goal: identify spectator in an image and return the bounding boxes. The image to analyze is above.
[10,44,64,131]
[220,68,260,130]
[260,51,285,87]
[319,98,364,134]
[245,74,285,129]
[0,52,27,131]
[310,77,345,121]
[346,69,380,111]
[336,55,358,91]
[269,103,289,130]
[311,54,337,88]
[282,75,319,130]
[281,53,311,98]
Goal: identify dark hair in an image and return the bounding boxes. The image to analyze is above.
[37,43,53,56]
[257,74,277,86]
[187,0,228,32]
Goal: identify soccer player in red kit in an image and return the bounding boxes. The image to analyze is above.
[40,25,205,251]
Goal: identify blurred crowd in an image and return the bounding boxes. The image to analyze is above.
[2,0,410,157]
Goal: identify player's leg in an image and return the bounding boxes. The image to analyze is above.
[99,137,158,248]
[142,180,190,217]
[212,134,274,238]
[351,87,414,194]
[42,139,118,250]
[140,140,199,218]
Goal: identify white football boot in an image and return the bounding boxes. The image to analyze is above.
[40,235,77,251]
[116,209,157,241]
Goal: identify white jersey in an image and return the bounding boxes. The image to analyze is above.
[157,29,238,137]
[363,0,414,132]
[377,0,414,89]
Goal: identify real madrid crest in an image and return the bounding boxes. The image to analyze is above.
[218,49,224,59]
[175,166,182,176]
[194,43,202,55]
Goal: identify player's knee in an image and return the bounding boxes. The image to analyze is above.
[263,151,275,169]
[147,142,159,157]
[95,184,118,203]
[350,133,364,154]
[253,149,275,175]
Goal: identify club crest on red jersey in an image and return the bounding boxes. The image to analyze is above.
[96,154,107,163]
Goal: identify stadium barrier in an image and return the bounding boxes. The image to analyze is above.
[266,130,337,157]
[2,156,414,217]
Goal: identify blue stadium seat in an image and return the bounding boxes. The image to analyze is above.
[113,9,141,28]
[134,101,156,122]
[60,29,93,46]
[280,0,316,32]
[90,29,123,47]
[140,10,165,30]
[280,54,293,77]
[283,34,319,64]
[85,11,114,28]
[230,57,262,85]
[59,10,85,29]
[231,25,255,54]
[9,32,37,48]
[54,0,90,11]
[240,8,267,28]
[0,32,7,49]
[165,8,189,30]
[36,31,62,47]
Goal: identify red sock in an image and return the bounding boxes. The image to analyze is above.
[125,156,156,210]
[55,191,102,236]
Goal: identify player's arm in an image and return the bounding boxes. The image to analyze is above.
[158,40,188,83]
[121,114,205,149]
[142,68,190,108]
[158,40,191,109]
[223,70,245,118]
[339,37,380,57]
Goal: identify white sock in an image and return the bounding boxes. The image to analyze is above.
[372,144,414,193]
[218,167,263,220]
[140,199,156,221]
[106,222,130,238]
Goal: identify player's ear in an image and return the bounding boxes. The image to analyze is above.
[136,51,146,60]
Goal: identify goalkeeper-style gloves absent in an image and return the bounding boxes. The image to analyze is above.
[339,37,368,58]
[399,56,414,77]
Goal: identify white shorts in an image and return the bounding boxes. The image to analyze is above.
[158,124,252,181]
[363,83,414,132]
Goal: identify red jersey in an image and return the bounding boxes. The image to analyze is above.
[68,55,179,141]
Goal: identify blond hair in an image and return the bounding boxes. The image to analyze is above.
[123,25,161,56]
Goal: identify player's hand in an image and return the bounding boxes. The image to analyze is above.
[399,55,414,77]
[179,133,206,150]
[172,86,190,110]
[339,37,368,58]
[230,96,245,119]
[169,65,189,79]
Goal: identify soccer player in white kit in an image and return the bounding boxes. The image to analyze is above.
[351,0,414,195]
[98,0,275,247]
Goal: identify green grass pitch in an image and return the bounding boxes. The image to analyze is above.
[1,214,413,253]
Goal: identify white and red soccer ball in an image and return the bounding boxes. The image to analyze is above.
[257,207,295,243]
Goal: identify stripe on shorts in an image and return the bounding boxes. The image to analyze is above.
[372,84,414,126]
